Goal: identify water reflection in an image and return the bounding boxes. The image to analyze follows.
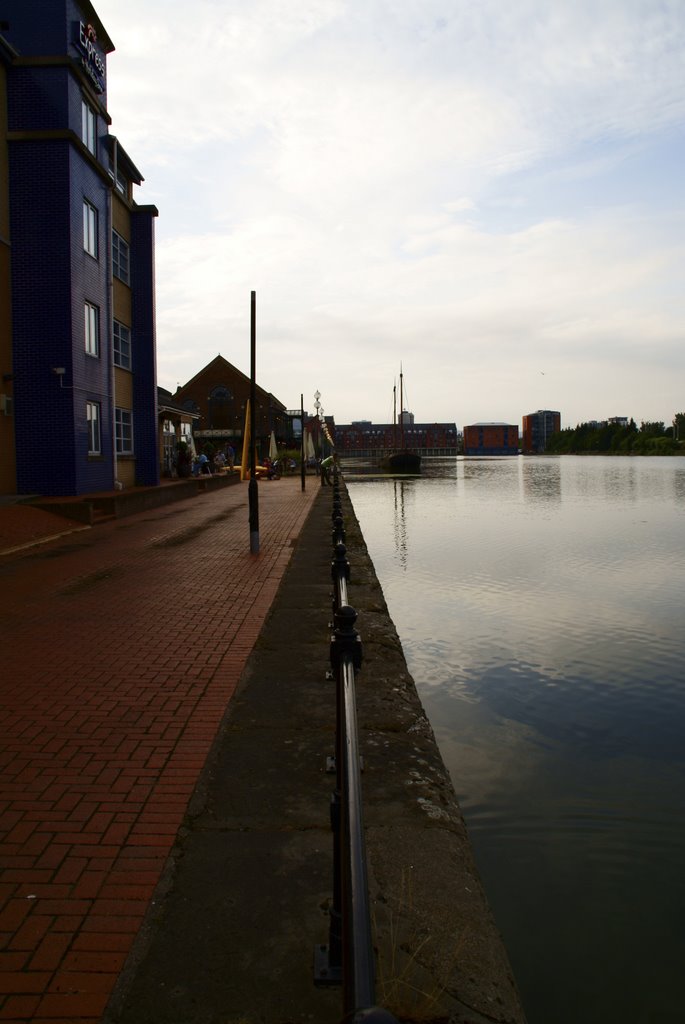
[521,457,561,502]
[462,456,520,495]
[348,456,685,1024]
[392,479,408,569]
[675,469,685,502]
[600,462,637,501]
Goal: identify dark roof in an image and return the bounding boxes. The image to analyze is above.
[175,354,249,394]
[336,422,457,431]
[174,354,287,412]
[157,387,200,418]
[81,1,115,53]
[106,137,144,185]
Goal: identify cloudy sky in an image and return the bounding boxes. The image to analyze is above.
[95,0,684,429]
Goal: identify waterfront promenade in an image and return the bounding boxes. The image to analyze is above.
[0,477,524,1023]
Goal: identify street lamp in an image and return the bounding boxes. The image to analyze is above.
[314,391,321,458]
[319,406,327,458]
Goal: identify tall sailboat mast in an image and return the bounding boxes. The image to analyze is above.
[399,364,404,449]
[381,362,421,474]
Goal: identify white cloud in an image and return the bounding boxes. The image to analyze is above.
[96,0,685,427]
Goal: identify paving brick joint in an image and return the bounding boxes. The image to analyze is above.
[0,476,525,1024]
[0,478,319,1022]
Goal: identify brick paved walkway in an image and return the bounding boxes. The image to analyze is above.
[0,478,320,1023]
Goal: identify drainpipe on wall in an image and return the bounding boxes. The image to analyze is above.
[109,137,118,487]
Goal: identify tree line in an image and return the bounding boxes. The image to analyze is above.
[546,414,685,455]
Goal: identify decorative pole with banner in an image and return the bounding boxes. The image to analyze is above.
[240,400,251,481]
[249,291,259,554]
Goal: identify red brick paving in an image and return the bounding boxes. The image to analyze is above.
[0,478,319,1022]
[0,507,90,555]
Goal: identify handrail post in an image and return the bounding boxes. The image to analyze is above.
[332,511,346,547]
[331,542,350,613]
[330,605,370,1013]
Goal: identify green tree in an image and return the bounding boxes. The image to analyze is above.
[640,421,665,437]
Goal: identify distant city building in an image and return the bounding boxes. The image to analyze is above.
[463,423,519,456]
[607,417,629,427]
[285,410,307,439]
[334,420,458,456]
[1,1,159,496]
[522,410,561,454]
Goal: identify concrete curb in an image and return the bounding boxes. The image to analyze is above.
[104,482,526,1024]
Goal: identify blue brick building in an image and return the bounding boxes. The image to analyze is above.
[1,0,159,496]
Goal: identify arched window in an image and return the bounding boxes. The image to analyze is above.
[210,386,231,401]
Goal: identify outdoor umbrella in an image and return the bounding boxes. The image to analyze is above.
[306,432,316,460]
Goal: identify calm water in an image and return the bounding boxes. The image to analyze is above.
[346,456,685,1024]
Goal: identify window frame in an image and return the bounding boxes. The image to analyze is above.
[84,301,99,357]
[115,408,134,455]
[108,155,129,197]
[86,401,101,454]
[113,319,132,370]
[112,230,130,285]
[81,100,96,155]
[83,200,98,258]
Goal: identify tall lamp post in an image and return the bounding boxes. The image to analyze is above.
[314,390,321,457]
[249,291,259,554]
[300,393,305,492]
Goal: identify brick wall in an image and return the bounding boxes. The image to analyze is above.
[463,424,519,456]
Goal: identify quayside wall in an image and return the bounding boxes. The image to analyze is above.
[325,484,526,1024]
[106,482,526,1024]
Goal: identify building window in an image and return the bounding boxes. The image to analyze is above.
[87,401,101,454]
[112,231,130,284]
[107,152,128,197]
[83,201,97,257]
[84,301,99,356]
[115,408,134,454]
[81,101,96,155]
[113,320,131,370]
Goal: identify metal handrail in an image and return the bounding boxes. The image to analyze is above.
[317,463,399,1024]
[339,633,375,1012]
